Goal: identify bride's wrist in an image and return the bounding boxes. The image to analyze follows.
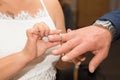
[19,50,36,63]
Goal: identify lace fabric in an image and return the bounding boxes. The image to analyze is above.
[0,9,46,20]
[0,3,59,80]
[11,67,57,80]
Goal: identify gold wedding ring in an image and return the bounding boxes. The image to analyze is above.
[59,33,80,80]
[59,33,63,45]
[59,33,65,56]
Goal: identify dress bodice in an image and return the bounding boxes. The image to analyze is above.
[0,0,60,80]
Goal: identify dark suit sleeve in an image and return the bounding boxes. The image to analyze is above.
[99,8,120,40]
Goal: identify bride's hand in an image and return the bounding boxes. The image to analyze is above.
[21,28,39,61]
[33,22,60,57]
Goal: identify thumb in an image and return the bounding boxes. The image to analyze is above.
[89,51,107,73]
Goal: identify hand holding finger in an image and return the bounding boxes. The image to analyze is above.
[33,22,50,38]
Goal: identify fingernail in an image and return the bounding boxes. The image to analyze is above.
[58,30,62,32]
[76,61,81,66]
[81,57,86,62]
[52,50,58,54]
[48,35,54,39]
[90,66,95,73]
[62,56,69,61]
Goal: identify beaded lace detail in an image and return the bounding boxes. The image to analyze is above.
[0,9,46,20]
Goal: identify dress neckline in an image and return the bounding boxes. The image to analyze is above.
[0,9,47,20]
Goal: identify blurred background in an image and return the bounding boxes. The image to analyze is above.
[57,0,120,80]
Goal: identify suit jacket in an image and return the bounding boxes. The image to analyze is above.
[99,8,120,40]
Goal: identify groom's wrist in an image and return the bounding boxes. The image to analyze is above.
[93,20,116,40]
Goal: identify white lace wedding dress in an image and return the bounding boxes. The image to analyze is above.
[0,0,60,80]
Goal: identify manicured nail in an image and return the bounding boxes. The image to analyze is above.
[62,56,69,61]
[58,30,62,32]
[76,61,81,66]
[90,66,95,73]
[81,57,86,62]
[48,35,54,39]
[52,50,58,54]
